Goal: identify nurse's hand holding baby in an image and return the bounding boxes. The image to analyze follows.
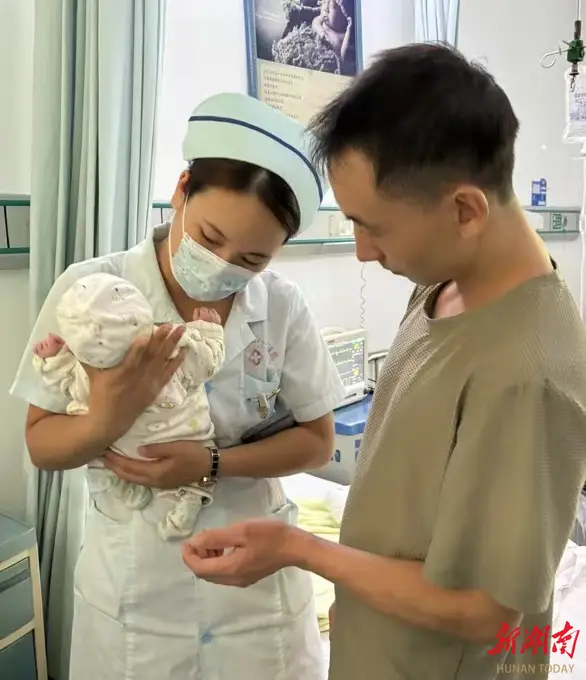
[102,438,213,490]
[85,324,186,441]
[82,323,213,489]
[34,323,187,438]
[71,323,211,488]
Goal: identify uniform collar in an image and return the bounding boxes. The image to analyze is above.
[238,272,269,324]
[223,274,269,363]
[124,225,269,362]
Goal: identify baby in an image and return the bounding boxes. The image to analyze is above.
[33,272,225,541]
[312,0,352,61]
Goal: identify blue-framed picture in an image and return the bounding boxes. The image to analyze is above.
[244,0,363,125]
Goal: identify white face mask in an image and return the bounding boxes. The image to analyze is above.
[168,196,257,301]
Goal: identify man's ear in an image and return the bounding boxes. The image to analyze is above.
[453,186,489,241]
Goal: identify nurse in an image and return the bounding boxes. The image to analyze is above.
[11,93,345,680]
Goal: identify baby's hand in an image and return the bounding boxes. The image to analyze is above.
[33,333,65,358]
[193,307,221,325]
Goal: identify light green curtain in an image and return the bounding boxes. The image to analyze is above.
[414,0,461,46]
[28,1,167,678]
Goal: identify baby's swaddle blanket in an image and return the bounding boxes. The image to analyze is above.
[33,272,226,538]
[35,272,224,455]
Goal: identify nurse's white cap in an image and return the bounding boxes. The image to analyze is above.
[182,93,325,234]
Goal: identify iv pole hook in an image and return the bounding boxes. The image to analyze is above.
[542,1,582,69]
[541,42,569,69]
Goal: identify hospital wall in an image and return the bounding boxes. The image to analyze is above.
[0,0,34,521]
[0,0,583,520]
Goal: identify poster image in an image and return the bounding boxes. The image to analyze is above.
[244,0,362,125]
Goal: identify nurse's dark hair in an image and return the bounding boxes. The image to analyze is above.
[184,158,301,240]
[308,43,519,202]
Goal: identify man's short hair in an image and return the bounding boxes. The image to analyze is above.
[309,43,520,201]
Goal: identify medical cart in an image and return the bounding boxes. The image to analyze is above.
[0,513,47,680]
[311,393,372,486]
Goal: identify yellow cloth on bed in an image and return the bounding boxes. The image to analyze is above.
[295,498,340,633]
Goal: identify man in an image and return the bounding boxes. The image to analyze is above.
[182,44,586,680]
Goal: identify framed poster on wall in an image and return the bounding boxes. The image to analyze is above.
[244,0,363,125]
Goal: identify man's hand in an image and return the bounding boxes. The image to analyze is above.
[103,441,211,489]
[182,519,305,587]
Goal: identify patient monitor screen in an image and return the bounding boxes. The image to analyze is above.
[329,337,365,389]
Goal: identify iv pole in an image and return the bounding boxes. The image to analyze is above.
[541,0,584,89]
[539,2,586,318]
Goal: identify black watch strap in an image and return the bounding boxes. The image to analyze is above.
[201,445,220,487]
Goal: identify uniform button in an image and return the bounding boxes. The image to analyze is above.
[200,632,213,644]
